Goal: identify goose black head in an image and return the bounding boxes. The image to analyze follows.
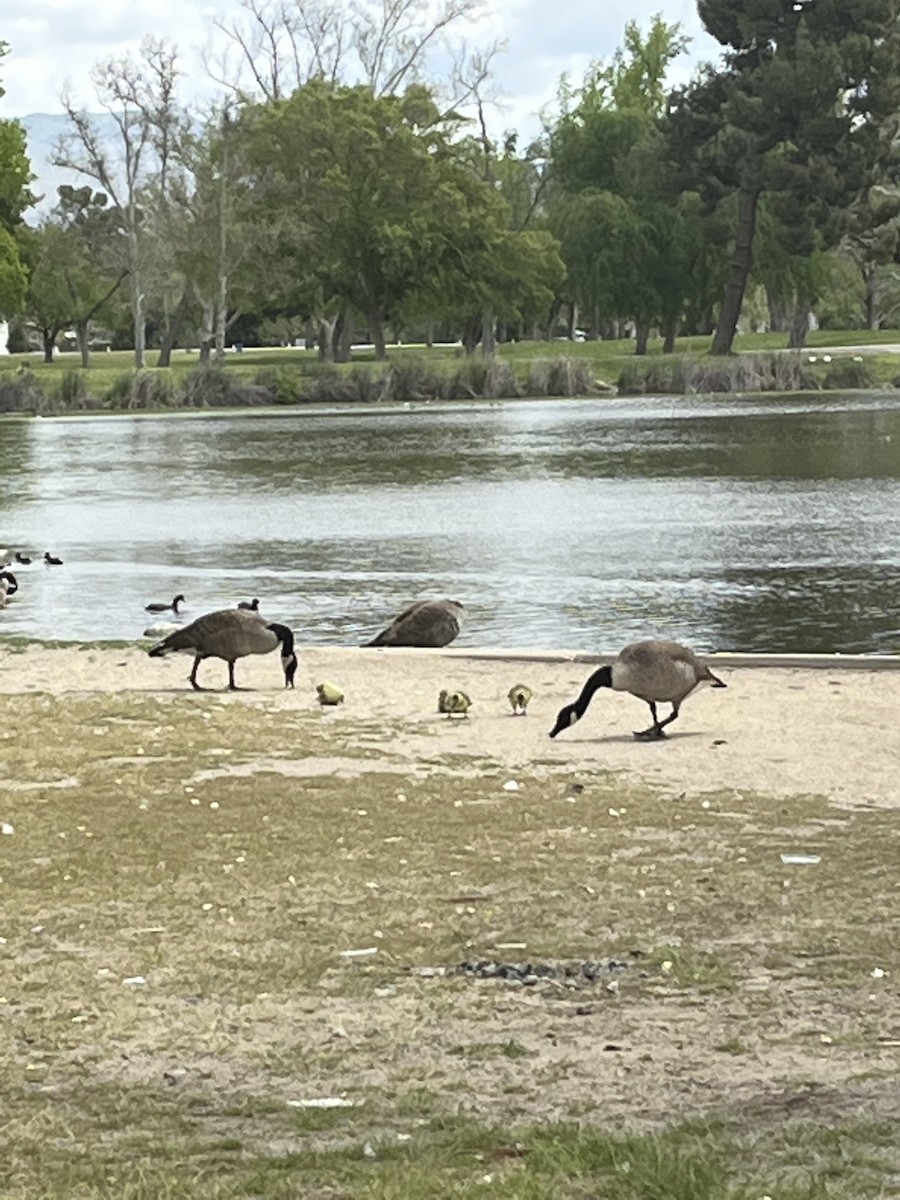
[549,704,581,739]
[267,622,297,688]
[548,665,613,738]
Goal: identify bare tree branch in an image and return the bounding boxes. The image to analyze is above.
[206,0,494,101]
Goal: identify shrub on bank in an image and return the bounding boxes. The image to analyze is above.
[823,357,877,389]
[0,374,46,414]
[617,353,819,395]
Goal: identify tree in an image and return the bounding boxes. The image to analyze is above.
[55,38,188,367]
[671,0,900,355]
[244,81,549,359]
[544,17,721,352]
[20,189,126,364]
[208,0,495,103]
[0,42,33,319]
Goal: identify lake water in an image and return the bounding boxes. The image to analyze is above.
[2,394,900,653]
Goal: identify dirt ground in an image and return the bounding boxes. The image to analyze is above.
[3,643,900,1194]
[4,641,900,808]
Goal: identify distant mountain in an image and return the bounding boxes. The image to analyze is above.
[18,113,118,221]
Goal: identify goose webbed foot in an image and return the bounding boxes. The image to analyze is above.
[190,680,207,691]
[633,725,667,741]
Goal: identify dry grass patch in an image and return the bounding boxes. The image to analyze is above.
[2,692,900,1196]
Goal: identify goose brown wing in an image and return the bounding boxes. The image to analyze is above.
[390,600,461,647]
[151,609,274,660]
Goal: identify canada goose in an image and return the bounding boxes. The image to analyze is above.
[549,639,726,742]
[0,580,8,607]
[147,608,298,691]
[145,594,186,614]
[44,552,63,566]
[14,553,31,565]
[238,598,260,611]
[316,680,345,706]
[364,599,464,648]
[438,689,471,718]
[0,570,18,596]
[508,684,532,715]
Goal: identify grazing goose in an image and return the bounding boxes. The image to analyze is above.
[549,639,726,742]
[145,593,186,614]
[438,689,472,718]
[316,680,345,706]
[0,570,18,596]
[238,598,260,611]
[364,599,464,648]
[44,552,63,565]
[14,552,31,565]
[508,684,533,715]
[148,608,298,691]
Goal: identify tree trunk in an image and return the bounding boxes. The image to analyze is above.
[481,313,496,357]
[662,315,678,354]
[318,317,337,362]
[711,187,760,356]
[214,269,229,363]
[198,300,214,365]
[75,320,90,368]
[863,265,878,330]
[41,328,55,364]
[157,287,193,368]
[634,322,650,356]
[304,318,316,351]
[334,312,352,363]
[462,319,480,356]
[567,302,579,340]
[129,229,146,369]
[425,320,434,348]
[787,301,810,350]
[369,312,387,360]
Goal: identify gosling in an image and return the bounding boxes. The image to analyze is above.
[438,689,472,718]
[508,684,532,715]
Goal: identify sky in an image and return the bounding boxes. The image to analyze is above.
[4,0,722,134]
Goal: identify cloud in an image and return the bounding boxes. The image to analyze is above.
[4,0,723,137]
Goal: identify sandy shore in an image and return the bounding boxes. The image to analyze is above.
[2,642,896,809]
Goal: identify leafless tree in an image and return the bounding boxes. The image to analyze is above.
[206,0,499,102]
[55,38,188,368]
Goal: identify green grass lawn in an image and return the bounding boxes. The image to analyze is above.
[2,685,900,1197]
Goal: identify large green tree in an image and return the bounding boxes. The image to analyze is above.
[23,187,127,364]
[245,81,561,359]
[544,17,723,352]
[0,42,33,317]
[671,0,900,355]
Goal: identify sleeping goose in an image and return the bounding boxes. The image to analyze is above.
[364,599,464,648]
[549,639,726,742]
[14,552,31,565]
[148,608,298,691]
[145,593,186,614]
